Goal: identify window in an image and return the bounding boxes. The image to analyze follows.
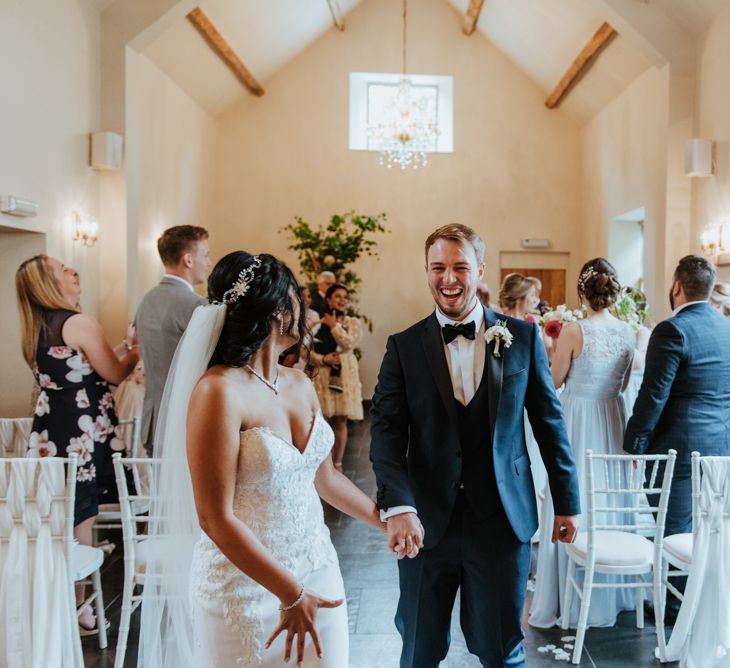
[349,72,454,153]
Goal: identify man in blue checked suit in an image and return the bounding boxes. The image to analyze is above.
[370,224,580,668]
[624,255,730,537]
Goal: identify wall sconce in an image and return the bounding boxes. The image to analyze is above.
[72,211,98,247]
[700,227,718,256]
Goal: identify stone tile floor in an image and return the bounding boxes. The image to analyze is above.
[84,417,676,667]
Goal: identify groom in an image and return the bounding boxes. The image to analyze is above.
[370,224,580,667]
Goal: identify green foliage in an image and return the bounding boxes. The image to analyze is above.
[280,212,388,330]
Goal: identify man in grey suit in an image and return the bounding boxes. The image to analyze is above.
[135,225,211,454]
[624,255,730,537]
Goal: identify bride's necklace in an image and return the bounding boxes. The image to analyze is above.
[245,364,279,394]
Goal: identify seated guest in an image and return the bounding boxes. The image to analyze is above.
[710,281,730,317]
[16,254,140,633]
[307,283,363,470]
[625,256,730,538]
[310,270,336,316]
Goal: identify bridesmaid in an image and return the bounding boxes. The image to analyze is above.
[529,258,635,629]
[498,274,547,506]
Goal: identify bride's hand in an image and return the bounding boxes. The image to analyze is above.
[264,589,343,665]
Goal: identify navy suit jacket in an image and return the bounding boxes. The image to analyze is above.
[370,307,580,547]
[624,302,730,472]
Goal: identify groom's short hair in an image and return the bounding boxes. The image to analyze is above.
[425,224,485,264]
[157,225,209,267]
[674,254,715,300]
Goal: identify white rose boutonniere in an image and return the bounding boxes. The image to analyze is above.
[485,320,513,358]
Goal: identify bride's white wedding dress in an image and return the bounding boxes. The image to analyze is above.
[189,411,349,667]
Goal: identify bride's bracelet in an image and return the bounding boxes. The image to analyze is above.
[279,585,305,612]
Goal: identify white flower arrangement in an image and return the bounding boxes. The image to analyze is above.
[485,320,513,358]
[540,304,584,339]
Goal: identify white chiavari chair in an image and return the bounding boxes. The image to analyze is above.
[561,449,677,664]
[112,452,162,668]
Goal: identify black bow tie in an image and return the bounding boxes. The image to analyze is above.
[442,321,476,345]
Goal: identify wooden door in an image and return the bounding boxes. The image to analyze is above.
[500,268,567,309]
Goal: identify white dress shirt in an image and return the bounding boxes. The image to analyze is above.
[671,300,707,317]
[381,301,486,521]
[163,273,194,291]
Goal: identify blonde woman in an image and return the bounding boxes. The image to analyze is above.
[498,273,539,317]
[16,255,139,633]
[711,282,730,317]
[498,272,547,515]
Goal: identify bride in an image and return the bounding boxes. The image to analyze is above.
[139,251,383,667]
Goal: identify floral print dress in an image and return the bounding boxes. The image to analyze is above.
[29,309,124,525]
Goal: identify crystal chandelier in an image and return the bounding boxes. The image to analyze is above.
[367,0,439,170]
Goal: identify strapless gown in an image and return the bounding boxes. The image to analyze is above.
[189,412,348,667]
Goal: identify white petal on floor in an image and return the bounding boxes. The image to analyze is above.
[560,635,576,641]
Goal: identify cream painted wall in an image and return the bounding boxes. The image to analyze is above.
[125,49,217,309]
[0,0,102,417]
[209,0,583,398]
[581,65,671,319]
[692,6,730,284]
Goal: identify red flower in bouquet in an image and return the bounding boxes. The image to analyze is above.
[544,320,562,339]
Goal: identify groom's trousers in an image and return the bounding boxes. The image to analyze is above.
[395,492,530,668]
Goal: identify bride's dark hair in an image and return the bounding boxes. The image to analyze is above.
[207,251,305,367]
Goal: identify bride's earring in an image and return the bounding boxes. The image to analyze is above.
[275,313,284,336]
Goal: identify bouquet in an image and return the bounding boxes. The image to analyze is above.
[612,288,650,331]
[538,304,584,339]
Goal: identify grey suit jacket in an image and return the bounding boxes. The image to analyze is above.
[135,276,206,451]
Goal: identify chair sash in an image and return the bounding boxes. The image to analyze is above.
[0,419,32,458]
[0,458,82,668]
[664,457,730,667]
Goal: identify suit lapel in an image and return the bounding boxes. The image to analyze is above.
[484,307,503,441]
[421,314,459,432]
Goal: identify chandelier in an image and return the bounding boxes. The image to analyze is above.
[367,0,439,170]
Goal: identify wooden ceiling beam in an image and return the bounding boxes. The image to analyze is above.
[544,21,617,109]
[462,0,485,36]
[187,7,264,97]
[326,0,345,31]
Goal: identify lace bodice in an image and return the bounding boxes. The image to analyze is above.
[562,319,635,400]
[189,411,339,663]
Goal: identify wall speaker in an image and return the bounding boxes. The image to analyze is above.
[684,138,713,177]
[89,132,123,171]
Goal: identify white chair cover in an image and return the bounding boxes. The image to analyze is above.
[0,418,32,458]
[663,457,730,667]
[0,458,82,668]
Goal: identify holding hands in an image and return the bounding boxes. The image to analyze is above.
[387,512,425,559]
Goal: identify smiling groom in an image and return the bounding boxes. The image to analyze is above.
[370,224,580,667]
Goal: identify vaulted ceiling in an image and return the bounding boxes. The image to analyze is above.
[134,0,728,123]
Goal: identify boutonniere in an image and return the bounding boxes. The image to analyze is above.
[485,320,513,358]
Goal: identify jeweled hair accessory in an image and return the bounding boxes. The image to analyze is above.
[221,255,262,305]
[578,267,599,292]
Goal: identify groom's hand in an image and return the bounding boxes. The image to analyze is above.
[386,513,425,559]
[552,515,579,544]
